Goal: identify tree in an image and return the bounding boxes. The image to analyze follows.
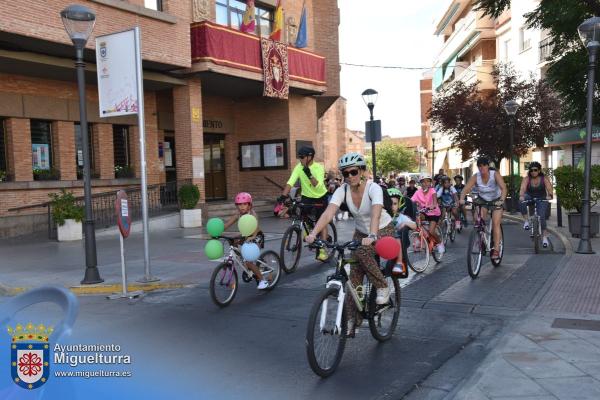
[365,142,417,176]
[474,0,600,123]
[429,64,561,165]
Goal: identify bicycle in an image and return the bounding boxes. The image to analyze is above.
[279,198,337,273]
[466,200,504,279]
[440,205,457,245]
[521,198,549,254]
[406,207,444,273]
[209,236,282,307]
[305,239,400,378]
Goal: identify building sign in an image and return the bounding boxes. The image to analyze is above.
[546,125,600,146]
[32,144,50,170]
[202,117,233,134]
[96,29,138,117]
[192,107,201,122]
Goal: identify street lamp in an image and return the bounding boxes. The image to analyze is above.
[504,99,520,213]
[61,4,104,283]
[362,88,378,180]
[575,16,600,254]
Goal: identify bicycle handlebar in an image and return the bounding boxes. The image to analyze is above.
[520,199,549,205]
[308,239,360,251]
[215,235,246,244]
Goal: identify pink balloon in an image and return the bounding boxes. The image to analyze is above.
[375,236,401,260]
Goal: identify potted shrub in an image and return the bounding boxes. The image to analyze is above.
[114,165,135,179]
[554,165,600,237]
[33,168,60,181]
[503,174,523,211]
[178,184,202,228]
[0,170,6,182]
[49,189,84,241]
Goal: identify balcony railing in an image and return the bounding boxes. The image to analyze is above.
[539,37,554,63]
[191,21,326,87]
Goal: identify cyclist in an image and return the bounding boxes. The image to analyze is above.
[454,175,468,226]
[411,175,444,253]
[459,157,507,261]
[437,176,461,230]
[406,179,418,198]
[224,192,269,290]
[306,152,395,336]
[519,161,554,248]
[388,188,416,275]
[279,145,329,261]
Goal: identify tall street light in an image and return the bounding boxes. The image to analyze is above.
[61,4,104,283]
[504,99,520,213]
[575,16,600,254]
[362,88,378,179]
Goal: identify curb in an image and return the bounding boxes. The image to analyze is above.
[502,214,573,256]
[0,282,195,297]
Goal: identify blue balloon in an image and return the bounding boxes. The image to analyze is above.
[241,242,261,262]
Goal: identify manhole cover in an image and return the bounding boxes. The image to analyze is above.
[551,318,600,332]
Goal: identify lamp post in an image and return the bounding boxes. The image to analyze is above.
[61,5,104,283]
[504,99,520,213]
[431,137,436,176]
[362,88,378,179]
[575,17,600,254]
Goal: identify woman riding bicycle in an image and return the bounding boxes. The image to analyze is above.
[459,157,507,261]
[518,161,553,248]
[306,152,395,336]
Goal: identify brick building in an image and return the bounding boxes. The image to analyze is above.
[0,0,342,237]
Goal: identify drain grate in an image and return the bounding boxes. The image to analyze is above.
[551,318,600,332]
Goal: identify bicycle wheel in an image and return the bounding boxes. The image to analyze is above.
[280,225,302,273]
[209,262,238,307]
[432,226,444,263]
[327,221,338,244]
[491,224,504,267]
[441,220,449,246]
[406,231,430,273]
[257,250,282,290]
[533,217,540,254]
[368,276,400,342]
[306,287,347,378]
[450,218,457,242]
[467,230,483,279]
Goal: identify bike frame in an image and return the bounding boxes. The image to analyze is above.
[473,204,493,253]
[523,199,547,236]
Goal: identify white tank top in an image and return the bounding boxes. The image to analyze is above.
[476,170,501,201]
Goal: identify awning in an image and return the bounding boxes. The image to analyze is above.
[448,148,463,169]
[433,150,448,171]
[457,32,481,59]
[433,65,444,90]
[443,55,458,83]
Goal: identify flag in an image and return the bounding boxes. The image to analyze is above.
[240,0,256,33]
[295,3,307,48]
[269,0,283,41]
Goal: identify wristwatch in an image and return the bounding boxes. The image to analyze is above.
[367,233,378,240]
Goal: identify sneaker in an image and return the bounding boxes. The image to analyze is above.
[317,248,328,262]
[523,220,530,230]
[392,264,403,275]
[376,286,390,305]
[346,319,356,337]
[542,236,549,248]
[437,243,446,254]
[455,220,461,230]
[491,249,500,261]
[257,280,269,290]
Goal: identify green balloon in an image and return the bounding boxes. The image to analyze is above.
[238,214,258,237]
[206,218,225,238]
[204,239,224,260]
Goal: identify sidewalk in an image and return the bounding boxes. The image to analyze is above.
[0,215,317,296]
[444,203,600,399]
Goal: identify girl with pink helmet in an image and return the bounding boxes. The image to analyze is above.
[223,192,269,290]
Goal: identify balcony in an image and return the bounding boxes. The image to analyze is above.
[455,60,495,89]
[436,11,495,67]
[539,37,555,64]
[190,21,326,95]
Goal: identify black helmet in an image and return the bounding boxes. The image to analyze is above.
[441,175,451,183]
[297,146,315,157]
[476,156,490,166]
[454,175,463,180]
[529,161,542,171]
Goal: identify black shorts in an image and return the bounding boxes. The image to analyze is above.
[423,214,440,223]
[301,195,328,221]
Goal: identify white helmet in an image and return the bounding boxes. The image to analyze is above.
[419,175,433,183]
[338,152,366,170]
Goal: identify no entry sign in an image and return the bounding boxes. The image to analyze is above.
[115,190,131,238]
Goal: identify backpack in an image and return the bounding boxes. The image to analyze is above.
[339,182,394,217]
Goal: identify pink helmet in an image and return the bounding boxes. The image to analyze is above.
[235,192,253,205]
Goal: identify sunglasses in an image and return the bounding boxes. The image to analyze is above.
[530,168,539,172]
[342,169,360,178]
[298,155,306,159]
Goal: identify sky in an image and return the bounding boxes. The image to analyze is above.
[338,0,443,138]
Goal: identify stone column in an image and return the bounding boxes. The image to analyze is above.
[5,118,32,181]
[94,123,115,180]
[52,121,76,181]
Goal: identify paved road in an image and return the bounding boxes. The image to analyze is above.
[0,219,565,399]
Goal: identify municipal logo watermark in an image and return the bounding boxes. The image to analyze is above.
[8,323,51,390]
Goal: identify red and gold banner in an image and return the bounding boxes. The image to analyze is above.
[191,22,326,86]
[261,38,289,99]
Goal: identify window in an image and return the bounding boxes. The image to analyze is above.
[113,125,131,167]
[239,139,287,170]
[504,39,511,61]
[144,0,162,11]
[75,123,95,179]
[0,119,6,179]
[216,0,273,37]
[519,27,531,52]
[31,120,53,171]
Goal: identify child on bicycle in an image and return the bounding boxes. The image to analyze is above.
[411,176,444,253]
[224,192,269,290]
[454,175,468,227]
[387,188,416,275]
[437,176,461,230]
